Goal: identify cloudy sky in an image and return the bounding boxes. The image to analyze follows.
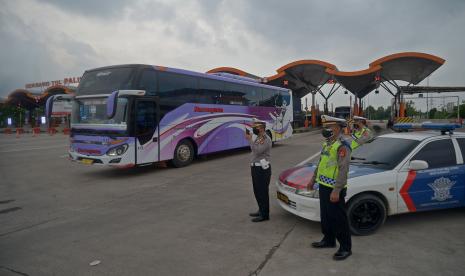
[1,0,465,109]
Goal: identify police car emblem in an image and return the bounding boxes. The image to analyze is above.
[428,177,455,202]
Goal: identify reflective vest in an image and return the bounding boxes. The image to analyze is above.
[351,126,370,150]
[316,139,348,189]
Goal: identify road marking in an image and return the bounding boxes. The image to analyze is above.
[0,145,65,153]
[296,151,320,166]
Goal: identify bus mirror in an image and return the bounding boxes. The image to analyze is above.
[107,91,119,119]
[45,96,54,119]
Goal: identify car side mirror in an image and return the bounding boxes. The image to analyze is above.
[409,160,429,171]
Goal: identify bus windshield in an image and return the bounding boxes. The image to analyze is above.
[71,97,128,130]
[77,67,135,95]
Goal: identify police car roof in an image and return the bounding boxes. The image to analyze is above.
[380,130,465,141]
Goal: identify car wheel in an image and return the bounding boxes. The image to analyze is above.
[347,194,387,235]
[171,140,194,168]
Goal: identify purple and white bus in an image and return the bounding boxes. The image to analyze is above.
[47,64,293,168]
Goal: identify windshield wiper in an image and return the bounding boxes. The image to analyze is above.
[351,156,366,160]
[359,160,390,165]
[72,128,125,136]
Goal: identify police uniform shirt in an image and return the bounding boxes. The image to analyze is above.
[250,135,272,163]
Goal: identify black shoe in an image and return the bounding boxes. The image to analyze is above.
[311,241,336,248]
[251,216,269,222]
[333,250,352,260]
[249,211,260,217]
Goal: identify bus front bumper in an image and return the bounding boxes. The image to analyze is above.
[68,151,135,168]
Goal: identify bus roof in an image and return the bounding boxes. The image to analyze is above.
[84,64,291,92]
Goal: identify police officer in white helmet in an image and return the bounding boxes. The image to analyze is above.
[245,120,272,222]
[351,116,374,150]
[309,115,352,260]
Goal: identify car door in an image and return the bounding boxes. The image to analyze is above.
[134,98,160,165]
[398,138,462,213]
[453,137,465,207]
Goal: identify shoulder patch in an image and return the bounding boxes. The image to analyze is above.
[338,147,347,158]
[339,139,352,150]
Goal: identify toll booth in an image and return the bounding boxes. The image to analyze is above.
[207,52,446,128]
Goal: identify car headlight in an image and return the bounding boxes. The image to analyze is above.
[107,144,129,156]
[296,188,319,198]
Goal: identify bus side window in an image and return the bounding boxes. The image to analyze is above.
[198,78,223,104]
[158,71,198,107]
[261,88,280,107]
[138,70,157,95]
[223,83,246,105]
[244,86,261,106]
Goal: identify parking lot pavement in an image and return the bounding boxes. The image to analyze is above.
[1,131,464,276]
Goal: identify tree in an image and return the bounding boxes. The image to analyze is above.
[405,100,419,117]
[364,105,376,119]
[376,106,385,120]
[429,108,437,119]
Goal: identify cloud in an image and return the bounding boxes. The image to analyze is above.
[36,0,130,18]
[0,3,106,96]
[1,0,465,109]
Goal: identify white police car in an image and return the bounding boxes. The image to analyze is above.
[276,123,465,235]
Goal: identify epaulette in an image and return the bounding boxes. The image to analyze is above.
[339,137,352,151]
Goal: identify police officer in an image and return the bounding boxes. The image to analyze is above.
[350,116,373,150]
[309,115,352,260]
[245,120,272,222]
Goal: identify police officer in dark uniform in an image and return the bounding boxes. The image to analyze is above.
[309,115,352,260]
[245,120,272,222]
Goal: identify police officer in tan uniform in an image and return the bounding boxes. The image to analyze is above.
[245,120,272,222]
[309,115,352,260]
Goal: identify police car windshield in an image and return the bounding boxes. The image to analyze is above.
[351,137,420,169]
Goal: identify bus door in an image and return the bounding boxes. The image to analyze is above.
[134,97,160,165]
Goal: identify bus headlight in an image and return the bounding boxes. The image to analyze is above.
[107,144,129,156]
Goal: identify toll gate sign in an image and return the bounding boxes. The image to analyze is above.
[52,100,73,117]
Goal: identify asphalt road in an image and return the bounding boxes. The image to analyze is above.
[0,131,464,276]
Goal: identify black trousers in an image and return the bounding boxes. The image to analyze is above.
[251,165,272,218]
[319,184,352,251]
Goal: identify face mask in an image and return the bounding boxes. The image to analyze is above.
[322,128,333,138]
[253,128,260,135]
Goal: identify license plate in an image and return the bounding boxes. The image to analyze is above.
[81,158,94,165]
[277,191,289,204]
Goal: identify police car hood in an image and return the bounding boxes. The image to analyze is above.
[279,163,387,190]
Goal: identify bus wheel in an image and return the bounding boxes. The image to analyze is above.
[171,140,194,168]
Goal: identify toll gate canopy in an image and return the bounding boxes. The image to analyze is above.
[207,52,446,119]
